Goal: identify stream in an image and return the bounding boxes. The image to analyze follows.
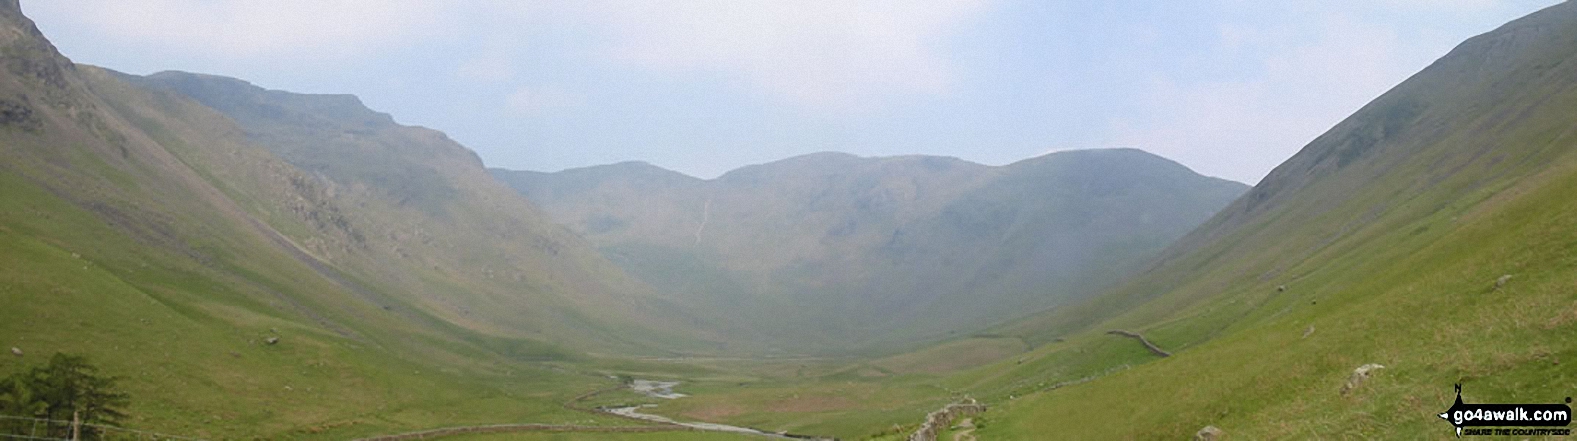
[596,379,813,439]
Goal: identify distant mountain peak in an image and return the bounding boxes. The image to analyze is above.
[1009,148,1232,183]
[497,146,1248,350]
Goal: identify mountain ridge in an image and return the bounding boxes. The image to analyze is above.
[960,2,1577,437]
[1,4,746,434]
[512,148,1241,186]
[493,147,1247,352]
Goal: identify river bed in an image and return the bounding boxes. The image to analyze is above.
[630,379,688,399]
[599,379,807,439]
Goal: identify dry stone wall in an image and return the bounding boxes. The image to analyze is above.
[909,400,987,441]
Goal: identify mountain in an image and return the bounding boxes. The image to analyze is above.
[0,2,719,437]
[492,149,1247,351]
[120,70,723,353]
[945,2,1577,437]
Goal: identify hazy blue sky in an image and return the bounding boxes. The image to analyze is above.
[24,1,1561,184]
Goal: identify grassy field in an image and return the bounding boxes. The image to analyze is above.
[444,432,757,441]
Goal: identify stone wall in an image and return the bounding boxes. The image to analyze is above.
[908,400,987,441]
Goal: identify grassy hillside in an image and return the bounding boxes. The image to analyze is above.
[937,2,1577,438]
[493,150,1246,353]
[11,0,1577,438]
[122,70,723,355]
[0,1,722,437]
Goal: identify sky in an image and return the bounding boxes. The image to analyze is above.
[22,0,1563,185]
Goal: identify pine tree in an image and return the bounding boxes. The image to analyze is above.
[0,375,47,434]
[0,353,128,439]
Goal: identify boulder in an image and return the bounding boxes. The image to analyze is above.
[1195,425,1224,441]
[1495,274,1513,289]
[265,337,280,345]
[9,347,20,357]
[1340,363,1385,395]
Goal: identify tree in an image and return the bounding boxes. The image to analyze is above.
[0,353,128,440]
[0,375,47,434]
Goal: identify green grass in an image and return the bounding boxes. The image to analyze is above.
[974,158,1577,438]
[584,355,975,440]
[2,48,713,439]
[0,175,633,439]
[444,432,757,441]
[10,4,1577,441]
[926,6,1577,437]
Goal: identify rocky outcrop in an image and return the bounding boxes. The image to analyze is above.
[0,96,40,131]
[1,0,75,93]
[1340,363,1385,395]
[909,399,987,441]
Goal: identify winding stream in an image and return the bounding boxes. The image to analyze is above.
[602,405,796,438]
[596,379,814,439]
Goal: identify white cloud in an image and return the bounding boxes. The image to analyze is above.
[34,0,447,61]
[578,0,991,110]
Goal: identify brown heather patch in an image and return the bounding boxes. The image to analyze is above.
[682,403,746,421]
[1544,300,1577,330]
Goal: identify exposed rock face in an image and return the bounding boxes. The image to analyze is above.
[1,0,74,92]
[1195,425,1224,441]
[0,96,40,131]
[1340,363,1385,395]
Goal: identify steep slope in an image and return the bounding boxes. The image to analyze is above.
[124,70,718,354]
[959,2,1577,438]
[493,149,1247,351]
[0,2,712,437]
